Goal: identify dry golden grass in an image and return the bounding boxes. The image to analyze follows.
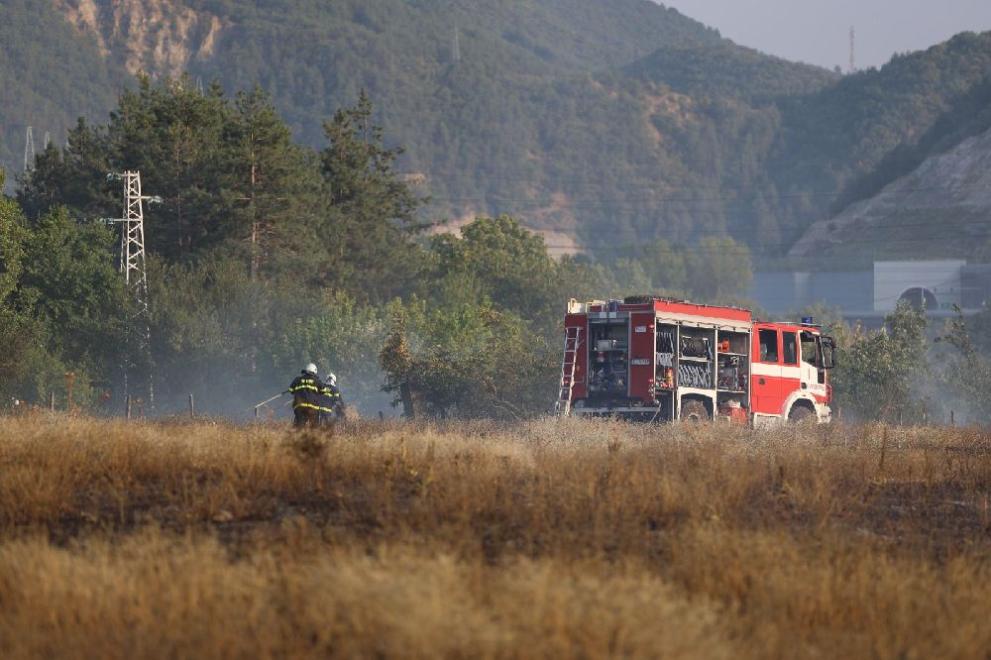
[0,415,989,658]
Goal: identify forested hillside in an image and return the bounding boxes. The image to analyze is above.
[3,1,991,260]
[5,77,991,423]
[769,32,991,255]
[789,126,991,260]
[0,0,123,177]
[145,0,749,251]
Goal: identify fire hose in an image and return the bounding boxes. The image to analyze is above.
[253,392,288,409]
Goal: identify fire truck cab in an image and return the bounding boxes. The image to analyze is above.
[556,296,835,424]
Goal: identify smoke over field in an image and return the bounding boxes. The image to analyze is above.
[1,416,990,658]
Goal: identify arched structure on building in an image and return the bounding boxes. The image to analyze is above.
[898,287,938,311]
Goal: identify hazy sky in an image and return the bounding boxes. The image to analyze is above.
[658,0,991,70]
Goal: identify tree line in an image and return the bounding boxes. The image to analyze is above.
[813,301,991,425]
[6,76,991,423]
[1,78,757,419]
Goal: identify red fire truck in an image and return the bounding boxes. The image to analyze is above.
[556,296,835,423]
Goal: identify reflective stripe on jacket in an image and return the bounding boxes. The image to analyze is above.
[289,373,322,409]
[317,383,342,413]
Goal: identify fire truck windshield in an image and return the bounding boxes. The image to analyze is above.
[801,332,818,366]
[821,337,836,369]
[783,332,798,365]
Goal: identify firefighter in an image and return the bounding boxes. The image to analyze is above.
[318,372,344,424]
[288,363,322,427]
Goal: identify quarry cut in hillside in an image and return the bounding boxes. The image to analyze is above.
[54,0,226,77]
[789,127,991,259]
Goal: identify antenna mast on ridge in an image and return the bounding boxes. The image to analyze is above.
[849,25,856,74]
[109,171,159,408]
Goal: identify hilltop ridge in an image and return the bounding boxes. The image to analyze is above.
[3,1,991,258]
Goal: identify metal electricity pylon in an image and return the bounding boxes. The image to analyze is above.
[23,126,35,171]
[109,171,160,408]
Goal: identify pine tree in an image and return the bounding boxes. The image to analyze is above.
[109,76,232,259]
[320,91,426,300]
[16,118,113,222]
[221,87,320,280]
[379,307,416,418]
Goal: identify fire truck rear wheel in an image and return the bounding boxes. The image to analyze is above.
[788,404,815,423]
[681,399,710,422]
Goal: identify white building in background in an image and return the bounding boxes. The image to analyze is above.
[872,260,965,313]
[750,260,991,326]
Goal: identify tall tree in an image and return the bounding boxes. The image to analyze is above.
[220,87,321,280]
[15,207,126,378]
[428,215,559,322]
[2,170,127,403]
[0,171,23,302]
[320,91,426,300]
[685,236,753,301]
[832,302,929,422]
[0,171,36,399]
[110,76,231,259]
[635,239,688,293]
[16,119,113,222]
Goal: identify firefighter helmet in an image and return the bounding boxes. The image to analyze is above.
[304,363,318,376]
[327,372,337,387]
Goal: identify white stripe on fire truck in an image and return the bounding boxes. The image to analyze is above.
[751,363,802,378]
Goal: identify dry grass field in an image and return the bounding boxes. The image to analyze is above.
[0,415,989,659]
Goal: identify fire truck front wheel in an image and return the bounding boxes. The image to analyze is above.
[681,398,711,422]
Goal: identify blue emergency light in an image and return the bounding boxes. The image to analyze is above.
[801,316,815,325]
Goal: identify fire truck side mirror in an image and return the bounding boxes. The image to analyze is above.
[820,336,836,370]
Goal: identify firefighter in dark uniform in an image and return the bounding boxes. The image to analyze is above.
[317,372,344,424]
[288,363,322,427]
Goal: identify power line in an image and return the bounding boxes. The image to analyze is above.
[520,216,991,255]
[421,176,991,255]
[429,210,991,249]
[417,179,991,208]
[539,234,991,255]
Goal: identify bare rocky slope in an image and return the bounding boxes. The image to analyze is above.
[789,127,991,260]
[55,0,226,77]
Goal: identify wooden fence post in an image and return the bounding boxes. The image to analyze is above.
[64,372,75,412]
